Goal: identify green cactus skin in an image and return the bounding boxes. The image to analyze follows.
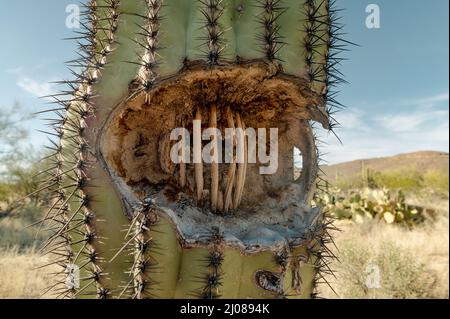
[37,0,347,299]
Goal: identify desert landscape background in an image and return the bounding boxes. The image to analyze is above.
[1,142,448,298]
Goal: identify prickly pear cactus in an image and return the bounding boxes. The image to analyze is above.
[39,0,346,299]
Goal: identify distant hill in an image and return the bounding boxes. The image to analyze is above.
[320,151,449,182]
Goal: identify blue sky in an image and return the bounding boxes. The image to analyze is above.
[0,0,448,164]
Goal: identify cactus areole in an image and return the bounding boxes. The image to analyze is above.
[42,0,346,299]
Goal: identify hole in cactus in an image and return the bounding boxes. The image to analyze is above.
[101,62,325,250]
[293,147,303,182]
[254,270,283,294]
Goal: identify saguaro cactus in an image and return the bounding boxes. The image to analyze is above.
[38,0,347,299]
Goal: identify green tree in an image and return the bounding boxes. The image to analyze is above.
[0,102,32,165]
[0,103,43,216]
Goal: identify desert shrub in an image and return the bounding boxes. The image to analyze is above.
[371,168,423,190]
[0,205,46,251]
[0,248,58,299]
[331,168,449,195]
[0,161,47,251]
[317,210,449,299]
[335,241,437,299]
[313,187,428,226]
[423,170,449,192]
[334,176,365,190]
[0,148,49,251]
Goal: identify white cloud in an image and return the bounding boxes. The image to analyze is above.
[375,109,449,133]
[17,77,55,98]
[5,66,24,75]
[416,92,449,107]
[393,92,450,109]
[333,109,369,131]
[320,93,449,164]
[5,65,57,99]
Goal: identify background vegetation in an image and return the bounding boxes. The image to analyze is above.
[0,105,47,251]
[334,167,449,193]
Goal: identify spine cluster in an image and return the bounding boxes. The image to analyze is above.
[303,0,350,132]
[200,0,225,66]
[129,200,158,299]
[200,228,224,299]
[137,0,163,93]
[257,0,285,62]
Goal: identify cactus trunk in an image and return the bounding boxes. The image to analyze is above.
[38,0,346,299]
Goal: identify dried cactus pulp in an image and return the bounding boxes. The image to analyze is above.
[41,0,345,299]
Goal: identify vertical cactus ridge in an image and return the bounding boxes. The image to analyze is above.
[256,0,286,62]
[145,215,182,298]
[135,0,163,93]
[323,0,353,133]
[306,0,351,297]
[28,0,352,299]
[68,0,121,298]
[200,0,226,66]
[309,0,352,133]
[125,199,158,299]
[35,1,103,299]
[199,228,224,299]
[322,215,341,296]
[37,0,125,298]
[112,200,186,299]
[302,0,349,296]
[310,215,339,298]
[303,0,327,93]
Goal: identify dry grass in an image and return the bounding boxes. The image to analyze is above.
[318,200,449,299]
[0,248,59,299]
